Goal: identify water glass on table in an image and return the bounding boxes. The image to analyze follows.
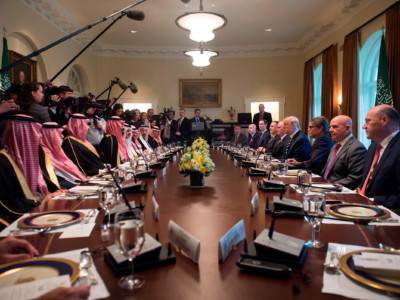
[303,192,325,248]
[297,170,312,193]
[114,209,145,290]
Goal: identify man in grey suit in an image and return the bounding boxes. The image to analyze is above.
[321,115,366,190]
[230,125,248,147]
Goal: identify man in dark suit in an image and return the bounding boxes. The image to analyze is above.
[255,120,271,151]
[190,108,207,139]
[265,121,279,153]
[253,103,272,131]
[230,125,248,147]
[288,116,333,175]
[281,116,311,162]
[272,121,288,158]
[175,108,191,142]
[321,115,366,190]
[248,124,260,149]
[357,105,400,213]
[162,110,177,143]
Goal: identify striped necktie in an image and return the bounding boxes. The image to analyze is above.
[360,144,382,195]
[284,137,292,158]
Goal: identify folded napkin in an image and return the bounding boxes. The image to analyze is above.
[69,185,100,193]
[322,243,396,300]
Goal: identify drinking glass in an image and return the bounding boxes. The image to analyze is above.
[114,210,145,290]
[98,185,117,228]
[114,166,126,184]
[277,159,288,175]
[297,170,312,193]
[303,192,325,248]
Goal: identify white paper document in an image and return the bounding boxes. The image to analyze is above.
[168,220,200,263]
[0,274,71,300]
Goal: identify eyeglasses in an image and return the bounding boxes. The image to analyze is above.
[308,125,317,129]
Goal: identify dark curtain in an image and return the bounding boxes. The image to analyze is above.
[342,32,359,136]
[302,60,314,133]
[321,44,338,121]
[386,3,400,111]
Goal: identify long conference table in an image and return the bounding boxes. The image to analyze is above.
[15,148,400,299]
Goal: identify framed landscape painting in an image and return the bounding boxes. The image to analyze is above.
[179,79,221,108]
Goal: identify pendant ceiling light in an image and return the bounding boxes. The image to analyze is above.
[176,0,227,42]
[184,44,218,67]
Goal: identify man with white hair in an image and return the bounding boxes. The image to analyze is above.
[321,115,366,189]
[281,116,311,162]
[358,105,400,213]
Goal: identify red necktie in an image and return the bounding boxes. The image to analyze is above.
[323,144,341,179]
[360,144,382,195]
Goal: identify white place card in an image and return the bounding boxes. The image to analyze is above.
[152,196,160,221]
[248,177,252,192]
[168,220,200,263]
[162,167,167,176]
[0,275,71,300]
[218,220,245,262]
[154,178,158,192]
[251,192,259,209]
[353,252,400,276]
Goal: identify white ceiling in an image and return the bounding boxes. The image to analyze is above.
[23,0,375,58]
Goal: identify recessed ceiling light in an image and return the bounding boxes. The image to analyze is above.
[265,28,272,32]
[131,30,137,34]
[211,4,215,6]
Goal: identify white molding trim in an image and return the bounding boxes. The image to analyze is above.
[244,96,285,121]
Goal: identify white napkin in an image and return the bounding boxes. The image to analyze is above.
[322,243,397,299]
[46,248,110,300]
[322,206,400,226]
[69,186,100,193]
[0,209,99,238]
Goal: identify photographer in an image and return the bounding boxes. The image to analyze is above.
[84,99,106,153]
[54,85,75,127]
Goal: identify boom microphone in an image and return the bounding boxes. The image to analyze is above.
[128,82,138,94]
[117,78,128,90]
[126,10,145,21]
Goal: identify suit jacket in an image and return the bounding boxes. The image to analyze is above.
[176,117,191,141]
[360,132,400,213]
[272,135,289,158]
[161,120,177,143]
[255,130,271,149]
[230,133,248,147]
[265,135,279,154]
[249,132,261,149]
[253,112,272,131]
[282,131,311,162]
[304,132,333,175]
[321,136,366,190]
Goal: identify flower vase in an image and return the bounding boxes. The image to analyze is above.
[190,172,204,188]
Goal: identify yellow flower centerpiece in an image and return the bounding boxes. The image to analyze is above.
[179,138,215,187]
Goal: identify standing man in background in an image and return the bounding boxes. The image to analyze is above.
[175,108,191,143]
[253,103,272,131]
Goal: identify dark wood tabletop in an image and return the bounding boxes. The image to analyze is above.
[9,148,400,299]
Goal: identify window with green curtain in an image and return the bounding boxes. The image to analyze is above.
[313,63,322,118]
[358,30,382,148]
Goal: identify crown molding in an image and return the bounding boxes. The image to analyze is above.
[21,0,376,59]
